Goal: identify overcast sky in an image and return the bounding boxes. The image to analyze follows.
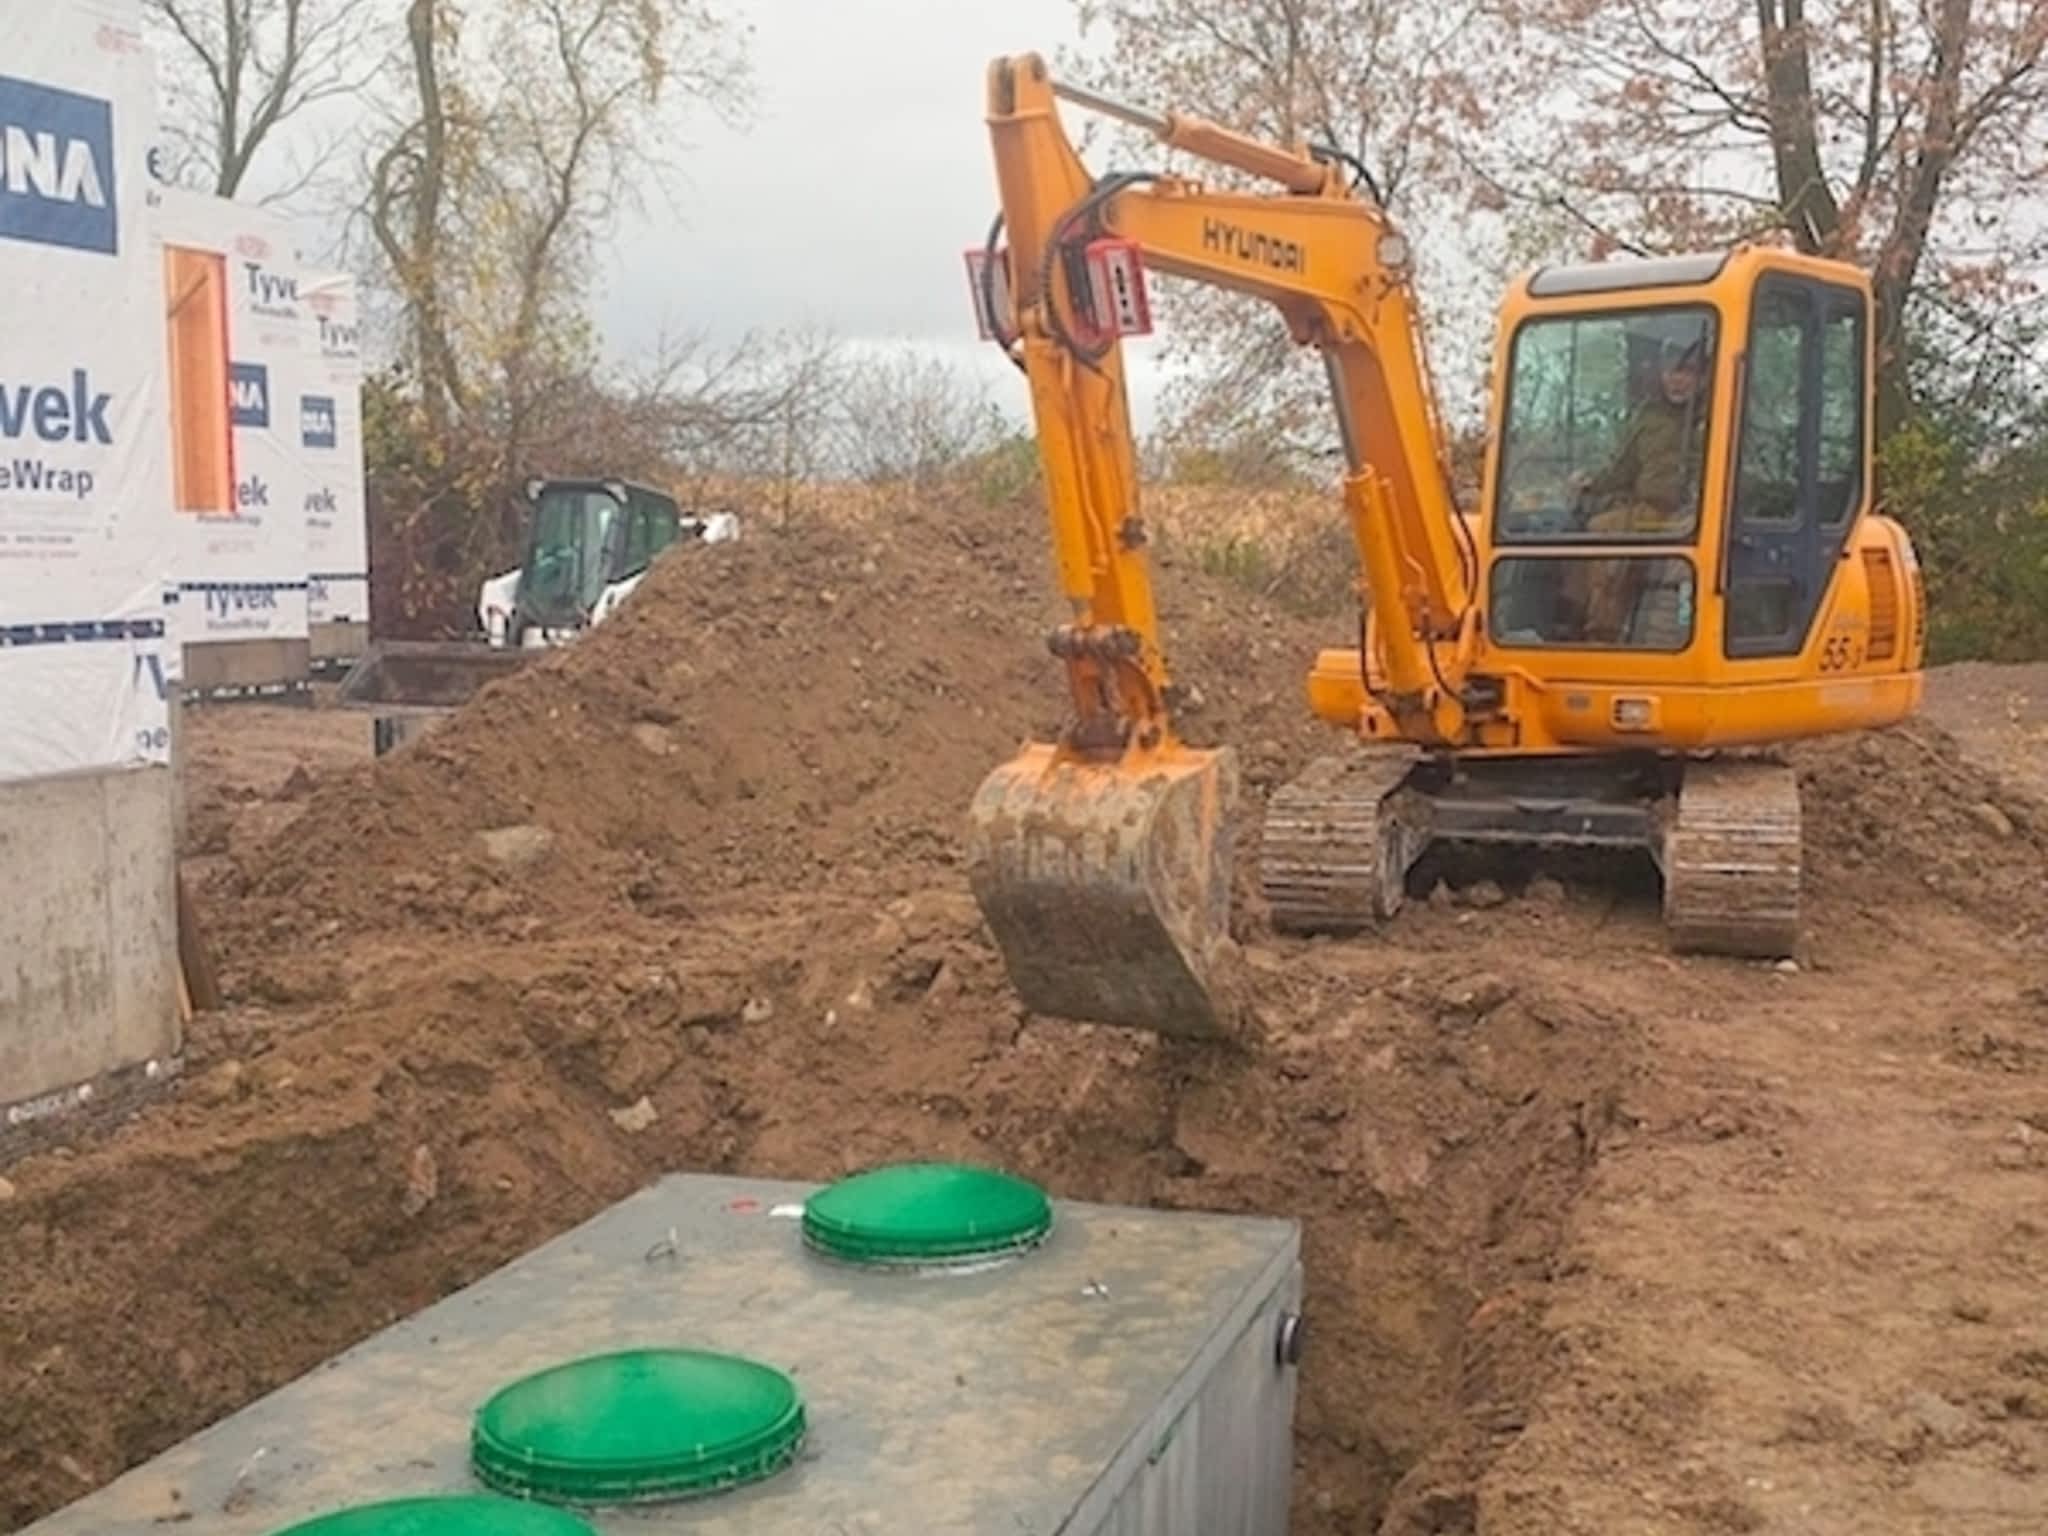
[590,0,1169,424]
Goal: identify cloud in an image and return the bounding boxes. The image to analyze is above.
[595,0,1084,354]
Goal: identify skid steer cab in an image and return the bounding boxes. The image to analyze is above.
[480,477,740,649]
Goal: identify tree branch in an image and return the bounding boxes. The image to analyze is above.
[150,0,229,110]
[1872,0,1975,425]
[218,0,248,193]
[146,0,379,197]
[1953,25,2048,150]
[1624,0,1774,134]
[1755,0,1844,251]
[1852,0,1888,209]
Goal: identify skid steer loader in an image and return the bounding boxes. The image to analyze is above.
[338,478,737,753]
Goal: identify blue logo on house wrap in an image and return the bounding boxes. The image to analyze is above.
[133,647,167,702]
[0,75,117,255]
[230,362,269,427]
[0,368,112,501]
[300,394,336,449]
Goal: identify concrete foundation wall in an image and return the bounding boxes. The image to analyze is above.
[181,638,311,695]
[166,683,187,847]
[309,621,369,666]
[0,766,180,1111]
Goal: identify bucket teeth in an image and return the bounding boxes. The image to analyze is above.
[1260,750,1424,935]
[965,743,1240,1037]
[1662,759,1802,958]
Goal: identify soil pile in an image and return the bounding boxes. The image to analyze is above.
[219,487,1338,953]
[1796,718,2048,932]
[1917,659,2048,800]
[217,482,2048,961]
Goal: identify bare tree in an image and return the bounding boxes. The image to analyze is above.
[1069,0,2048,445]
[1076,0,1485,203]
[365,0,749,454]
[1064,1,1500,470]
[358,0,752,622]
[825,350,1010,486]
[623,328,847,498]
[144,0,381,198]
[1462,0,2048,424]
[367,0,466,436]
[488,0,751,474]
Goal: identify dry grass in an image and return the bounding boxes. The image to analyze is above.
[670,473,1357,618]
[669,472,915,529]
[1144,484,1358,616]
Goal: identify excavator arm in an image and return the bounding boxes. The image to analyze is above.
[982,53,1476,749]
[964,54,1476,1037]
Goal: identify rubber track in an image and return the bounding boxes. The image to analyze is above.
[1261,750,1422,935]
[1663,758,1802,958]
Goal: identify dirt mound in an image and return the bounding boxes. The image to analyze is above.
[1917,659,2048,801]
[1,874,1643,1533]
[225,480,2047,963]
[1796,718,2048,933]
[217,487,1337,964]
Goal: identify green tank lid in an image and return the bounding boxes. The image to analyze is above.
[802,1161,1053,1266]
[471,1347,805,1505]
[268,1496,596,1535]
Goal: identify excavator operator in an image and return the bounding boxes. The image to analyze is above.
[1570,334,1710,643]
[1575,334,1710,537]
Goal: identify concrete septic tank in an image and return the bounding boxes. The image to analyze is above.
[25,1172,1304,1536]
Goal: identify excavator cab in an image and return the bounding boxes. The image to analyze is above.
[965,55,1921,1038]
[1292,248,1922,757]
[1483,255,1891,683]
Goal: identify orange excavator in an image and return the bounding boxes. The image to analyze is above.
[963,54,1925,1037]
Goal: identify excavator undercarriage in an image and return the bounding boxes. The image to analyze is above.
[966,741,1809,1040]
[1261,752,1803,958]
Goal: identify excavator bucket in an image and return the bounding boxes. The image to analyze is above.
[965,742,1241,1038]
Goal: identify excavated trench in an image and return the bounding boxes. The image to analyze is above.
[0,843,1640,1534]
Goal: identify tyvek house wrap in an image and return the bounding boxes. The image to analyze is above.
[0,0,175,782]
[302,269,367,628]
[155,184,311,654]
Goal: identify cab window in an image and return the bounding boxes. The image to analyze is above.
[620,492,656,574]
[1495,307,1717,546]
[618,489,682,577]
[650,499,681,551]
[1490,555,1695,651]
[1817,306,1862,530]
[522,487,618,615]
